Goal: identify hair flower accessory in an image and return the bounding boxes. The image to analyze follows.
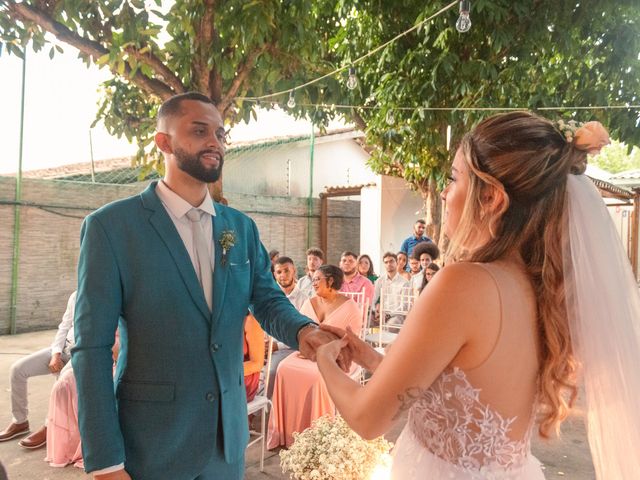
[219,230,236,265]
[574,121,610,155]
[554,119,610,155]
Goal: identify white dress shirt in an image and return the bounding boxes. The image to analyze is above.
[286,283,310,312]
[51,290,77,354]
[374,272,410,311]
[96,181,216,476]
[155,180,216,274]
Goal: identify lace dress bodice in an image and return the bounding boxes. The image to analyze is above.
[392,367,543,479]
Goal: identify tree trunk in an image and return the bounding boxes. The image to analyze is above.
[423,177,442,245]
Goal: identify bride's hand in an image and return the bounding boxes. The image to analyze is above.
[320,324,383,373]
[316,335,349,364]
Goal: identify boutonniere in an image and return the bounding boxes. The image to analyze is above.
[219,230,236,265]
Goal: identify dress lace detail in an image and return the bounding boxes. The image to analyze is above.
[405,367,534,477]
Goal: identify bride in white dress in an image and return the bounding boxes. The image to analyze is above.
[317,112,640,479]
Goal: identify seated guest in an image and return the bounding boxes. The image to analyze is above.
[267,265,363,449]
[296,247,324,298]
[373,252,410,327]
[357,254,378,283]
[417,262,441,295]
[274,256,309,311]
[267,256,310,398]
[396,252,411,281]
[339,251,374,305]
[0,291,76,449]
[410,242,440,293]
[45,332,120,469]
[244,314,266,403]
[408,256,421,277]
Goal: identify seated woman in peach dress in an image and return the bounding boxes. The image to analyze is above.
[267,264,363,449]
[44,332,119,469]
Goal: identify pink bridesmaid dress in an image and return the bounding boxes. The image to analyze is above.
[44,367,83,468]
[267,298,362,449]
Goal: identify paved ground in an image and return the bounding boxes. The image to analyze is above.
[0,330,594,479]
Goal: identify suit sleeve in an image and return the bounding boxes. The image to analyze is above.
[247,219,311,350]
[71,215,125,472]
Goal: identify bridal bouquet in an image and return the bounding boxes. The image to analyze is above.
[280,415,393,480]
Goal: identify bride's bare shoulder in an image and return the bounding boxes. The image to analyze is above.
[423,262,504,311]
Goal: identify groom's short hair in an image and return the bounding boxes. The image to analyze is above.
[157,92,215,126]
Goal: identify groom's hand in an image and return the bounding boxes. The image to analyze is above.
[298,326,352,372]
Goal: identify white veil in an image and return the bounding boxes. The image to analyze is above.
[564,174,640,479]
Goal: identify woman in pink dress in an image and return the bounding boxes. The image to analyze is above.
[267,264,362,449]
[44,332,120,469]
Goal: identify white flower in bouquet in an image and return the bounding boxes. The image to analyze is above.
[280,415,393,480]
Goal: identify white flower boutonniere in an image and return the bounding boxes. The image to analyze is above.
[219,230,236,266]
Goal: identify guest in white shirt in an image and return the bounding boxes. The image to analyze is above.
[0,291,77,449]
[373,253,410,327]
[296,247,324,298]
[268,256,311,397]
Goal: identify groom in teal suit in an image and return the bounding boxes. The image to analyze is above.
[72,93,341,480]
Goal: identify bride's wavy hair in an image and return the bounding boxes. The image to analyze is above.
[448,111,586,438]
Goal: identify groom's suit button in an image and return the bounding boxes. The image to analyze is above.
[205,392,216,402]
[210,343,220,352]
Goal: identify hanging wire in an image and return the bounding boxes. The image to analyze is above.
[234,1,458,102]
[239,101,640,112]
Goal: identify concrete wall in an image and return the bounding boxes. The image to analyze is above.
[0,176,359,334]
[360,175,425,274]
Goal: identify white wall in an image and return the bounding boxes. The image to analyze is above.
[360,175,425,274]
[223,133,376,199]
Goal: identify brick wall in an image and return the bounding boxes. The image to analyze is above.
[0,177,359,334]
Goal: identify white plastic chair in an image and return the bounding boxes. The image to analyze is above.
[246,335,273,471]
[366,285,417,348]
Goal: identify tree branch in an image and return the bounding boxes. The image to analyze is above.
[6,0,176,99]
[219,45,269,112]
[193,0,216,94]
[124,46,185,94]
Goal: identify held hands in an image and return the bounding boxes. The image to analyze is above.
[319,325,383,373]
[298,326,352,372]
[48,353,64,374]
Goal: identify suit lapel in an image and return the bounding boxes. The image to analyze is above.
[211,203,230,327]
[141,182,211,322]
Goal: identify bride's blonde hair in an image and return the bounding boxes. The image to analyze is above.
[447,111,594,438]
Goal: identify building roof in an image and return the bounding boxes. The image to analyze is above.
[13,128,365,184]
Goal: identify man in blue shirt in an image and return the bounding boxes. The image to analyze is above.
[400,219,432,258]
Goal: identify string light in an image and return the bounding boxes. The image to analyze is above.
[385,110,395,125]
[346,67,358,90]
[287,90,296,108]
[456,0,472,33]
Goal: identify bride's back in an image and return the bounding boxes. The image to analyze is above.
[399,259,542,476]
[451,260,539,441]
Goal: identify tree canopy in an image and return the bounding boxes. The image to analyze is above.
[591,141,640,174]
[1,1,639,237]
[330,0,640,238]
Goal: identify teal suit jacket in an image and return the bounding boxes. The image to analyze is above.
[71,182,310,478]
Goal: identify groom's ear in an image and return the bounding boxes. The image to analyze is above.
[155,132,173,154]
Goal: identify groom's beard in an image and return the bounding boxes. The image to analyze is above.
[175,147,224,183]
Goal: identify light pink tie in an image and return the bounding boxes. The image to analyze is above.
[185,208,213,311]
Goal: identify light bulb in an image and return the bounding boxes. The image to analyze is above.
[346,67,358,90]
[456,0,471,33]
[385,110,395,125]
[287,90,296,108]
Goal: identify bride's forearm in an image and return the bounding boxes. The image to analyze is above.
[317,355,387,440]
